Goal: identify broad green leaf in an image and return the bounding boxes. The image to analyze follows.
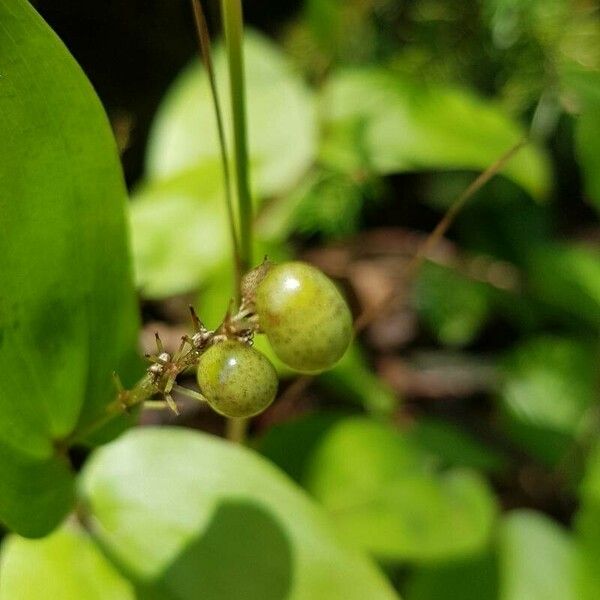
[0,0,138,534]
[130,162,229,298]
[0,523,134,600]
[499,511,575,600]
[499,335,597,464]
[0,444,74,538]
[146,30,316,198]
[79,427,399,599]
[406,419,508,475]
[304,418,497,562]
[320,68,551,198]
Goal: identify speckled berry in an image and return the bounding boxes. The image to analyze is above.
[254,261,353,373]
[197,340,278,418]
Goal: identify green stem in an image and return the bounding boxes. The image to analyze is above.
[220,0,252,443]
[221,0,252,272]
[191,0,242,296]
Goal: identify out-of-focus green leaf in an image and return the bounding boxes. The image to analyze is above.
[146,30,316,198]
[320,68,551,198]
[130,162,229,298]
[0,0,139,535]
[0,523,134,600]
[406,510,575,600]
[499,336,597,464]
[406,419,508,474]
[304,418,497,562]
[500,336,596,434]
[0,448,75,539]
[79,427,399,599]
[500,511,575,600]
[576,442,600,600]
[319,342,399,416]
[405,553,498,600]
[528,244,600,328]
[130,164,290,300]
[414,263,492,347]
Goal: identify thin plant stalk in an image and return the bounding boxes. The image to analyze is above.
[191,0,242,297]
[220,0,252,273]
[220,0,252,442]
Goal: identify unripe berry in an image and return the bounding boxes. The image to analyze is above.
[254,262,353,373]
[197,340,278,418]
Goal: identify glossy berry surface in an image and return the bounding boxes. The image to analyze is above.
[254,261,353,373]
[196,340,278,418]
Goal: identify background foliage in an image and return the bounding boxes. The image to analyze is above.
[0,0,599,598]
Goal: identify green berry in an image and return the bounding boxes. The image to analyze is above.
[254,261,353,373]
[197,340,278,418]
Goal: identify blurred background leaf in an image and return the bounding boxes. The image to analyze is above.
[303,418,497,562]
[78,427,399,599]
[0,523,135,600]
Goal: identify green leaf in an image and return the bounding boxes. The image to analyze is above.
[405,511,576,600]
[499,335,597,464]
[0,445,74,538]
[320,68,551,198]
[406,419,508,475]
[130,162,229,298]
[79,427,399,599]
[499,511,575,600]
[0,0,138,535]
[146,30,316,198]
[0,523,135,600]
[304,418,497,562]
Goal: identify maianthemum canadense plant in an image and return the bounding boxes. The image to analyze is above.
[0,1,395,598]
[2,0,598,598]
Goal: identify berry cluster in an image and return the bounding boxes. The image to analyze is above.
[126,261,353,419]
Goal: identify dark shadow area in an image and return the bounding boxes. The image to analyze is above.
[136,500,294,600]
